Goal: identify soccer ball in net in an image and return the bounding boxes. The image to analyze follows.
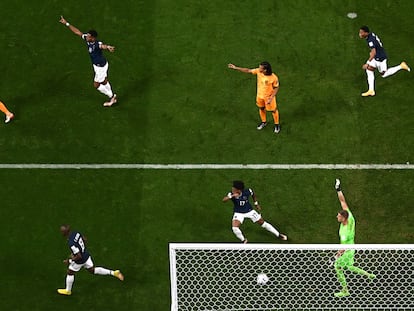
[256,273,269,285]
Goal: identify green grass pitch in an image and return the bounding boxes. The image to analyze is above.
[0,0,413,310]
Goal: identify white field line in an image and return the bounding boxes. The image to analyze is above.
[0,164,413,169]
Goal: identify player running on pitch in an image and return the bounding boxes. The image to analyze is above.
[57,224,124,296]
[359,25,410,97]
[332,179,375,297]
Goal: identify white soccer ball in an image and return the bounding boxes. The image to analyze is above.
[347,12,357,19]
[256,273,269,285]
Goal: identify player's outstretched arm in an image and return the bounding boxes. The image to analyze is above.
[59,16,82,37]
[335,179,349,211]
[228,63,252,73]
[100,43,115,53]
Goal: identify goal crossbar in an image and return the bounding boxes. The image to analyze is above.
[170,243,413,251]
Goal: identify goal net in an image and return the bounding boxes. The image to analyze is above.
[169,243,414,311]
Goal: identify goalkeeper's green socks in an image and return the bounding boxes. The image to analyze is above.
[348,266,375,280]
[335,267,348,288]
[335,267,350,297]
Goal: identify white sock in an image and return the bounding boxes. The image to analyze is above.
[382,65,401,78]
[94,267,112,275]
[261,221,280,237]
[232,227,245,242]
[104,82,114,98]
[97,84,111,97]
[366,69,375,90]
[66,274,74,291]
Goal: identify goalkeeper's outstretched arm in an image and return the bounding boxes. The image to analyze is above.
[335,179,349,211]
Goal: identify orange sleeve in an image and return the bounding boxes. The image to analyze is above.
[251,68,259,75]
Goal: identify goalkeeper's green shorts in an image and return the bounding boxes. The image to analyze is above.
[335,250,355,269]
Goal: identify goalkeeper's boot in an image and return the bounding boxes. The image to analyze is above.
[361,90,375,97]
[400,62,411,72]
[57,289,72,296]
[114,270,124,281]
[368,273,376,280]
[334,289,350,298]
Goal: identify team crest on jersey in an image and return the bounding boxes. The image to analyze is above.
[88,43,96,53]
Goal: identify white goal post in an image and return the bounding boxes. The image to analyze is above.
[169,243,414,311]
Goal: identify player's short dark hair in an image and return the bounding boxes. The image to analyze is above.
[233,180,245,190]
[260,61,273,75]
[88,30,98,38]
[360,25,370,33]
[338,210,349,219]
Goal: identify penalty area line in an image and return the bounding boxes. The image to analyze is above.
[0,164,413,170]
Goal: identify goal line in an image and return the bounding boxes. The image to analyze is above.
[0,163,413,169]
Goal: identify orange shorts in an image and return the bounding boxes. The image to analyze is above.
[256,97,277,111]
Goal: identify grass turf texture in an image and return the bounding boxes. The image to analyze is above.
[1,170,413,310]
[0,0,413,164]
[0,0,413,310]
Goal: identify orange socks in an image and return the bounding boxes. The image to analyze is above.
[272,110,279,125]
[0,101,11,116]
[259,108,266,122]
[259,108,280,125]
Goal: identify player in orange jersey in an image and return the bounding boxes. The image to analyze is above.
[228,61,281,133]
[0,100,14,123]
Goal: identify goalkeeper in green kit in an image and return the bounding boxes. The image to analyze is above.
[333,179,376,298]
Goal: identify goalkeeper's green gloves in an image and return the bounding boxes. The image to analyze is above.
[335,179,341,192]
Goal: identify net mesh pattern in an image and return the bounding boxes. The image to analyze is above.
[171,247,413,311]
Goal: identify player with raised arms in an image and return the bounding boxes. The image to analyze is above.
[59,16,117,107]
[57,224,124,296]
[332,179,375,297]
